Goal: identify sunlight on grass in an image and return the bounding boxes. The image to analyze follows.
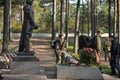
[99,64,111,74]
[67,44,73,52]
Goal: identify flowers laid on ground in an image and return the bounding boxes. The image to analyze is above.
[62,51,80,66]
[79,48,100,66]
[61,48,100,67]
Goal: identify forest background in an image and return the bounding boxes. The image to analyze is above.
[0,0,112,34]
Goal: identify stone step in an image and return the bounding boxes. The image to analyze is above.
[2,74,47,80]
[102,74,120,80]
[1,69,10,74]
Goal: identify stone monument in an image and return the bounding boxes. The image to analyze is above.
[10,0,40,74]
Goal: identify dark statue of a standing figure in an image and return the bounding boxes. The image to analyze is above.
[19,0,38,53]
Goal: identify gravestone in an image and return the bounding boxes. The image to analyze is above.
[57,65,103,80]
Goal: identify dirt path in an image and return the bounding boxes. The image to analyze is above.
[31,38,56,79]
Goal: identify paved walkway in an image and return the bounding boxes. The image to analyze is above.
[31,38,56,79]
[1,37,120,80]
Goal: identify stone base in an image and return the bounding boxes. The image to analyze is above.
[10,61,40,74]
[10,52,40,74]
[57,65,103,80]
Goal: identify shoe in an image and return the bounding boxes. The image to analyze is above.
[0,76,3,79]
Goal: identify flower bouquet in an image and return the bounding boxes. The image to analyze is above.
[79,48,100,66]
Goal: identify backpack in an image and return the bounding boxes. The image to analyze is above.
[78,35,90,49]
[88,36,96,49]
[51,40,57,49]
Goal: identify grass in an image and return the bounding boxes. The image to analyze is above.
[99,64,111,74]
[67,44,74,52]
[33,29,51,33]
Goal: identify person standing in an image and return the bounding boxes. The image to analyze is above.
[54,34,66,64]
[19,0,38,53]
[94,30,104,64]
[109,36,120,77]
[94,30,104,56]
[103,37,111,61]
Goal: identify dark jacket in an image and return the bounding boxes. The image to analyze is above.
[78,35,89,49]
[110,39,119,56]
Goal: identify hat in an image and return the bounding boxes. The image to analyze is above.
[76,31,81,35]
[98,30,104,34]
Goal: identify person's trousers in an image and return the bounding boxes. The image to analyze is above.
[110,56,120,74]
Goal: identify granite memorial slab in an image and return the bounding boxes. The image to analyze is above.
[57,65,103,80]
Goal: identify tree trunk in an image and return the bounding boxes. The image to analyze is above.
[60,0,64,34]
[81,0,84,34]
[65,0,69,48]
[87,0,90,36]
[2,0,9,53]
[52,0,56,40]
[20,6,24,23]
[118,0,120,43]
[74,0,80,53]
[90,0,94,37]
[109,0,112,37]
[9,0,12,41]
[113,0,117,37]
[94,0,98,34]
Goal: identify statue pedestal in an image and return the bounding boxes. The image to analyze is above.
[10,52,40,74]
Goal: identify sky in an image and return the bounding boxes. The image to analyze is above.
[70,0,86,4]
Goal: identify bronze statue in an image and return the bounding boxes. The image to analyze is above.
[19,0,38,53]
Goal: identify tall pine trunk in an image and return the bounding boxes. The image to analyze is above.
[118,0,120,43]
[65,0,69,48]
[109,0,112,37]
[60,0,64,34]
[9,0,12,41]
[113,0,117,37]
[52,0,56,40]
[74,0,80,53]
[81,0,84,34]
[90,0,94,37]
[87,0,90,36]
[2,0,9,52]
[94,0,98,34]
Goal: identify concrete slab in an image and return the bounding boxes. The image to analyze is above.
[57,65,103,80]
[10,61,40,74]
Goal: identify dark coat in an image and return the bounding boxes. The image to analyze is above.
[110,39,119,56]
[78,35,89,49]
